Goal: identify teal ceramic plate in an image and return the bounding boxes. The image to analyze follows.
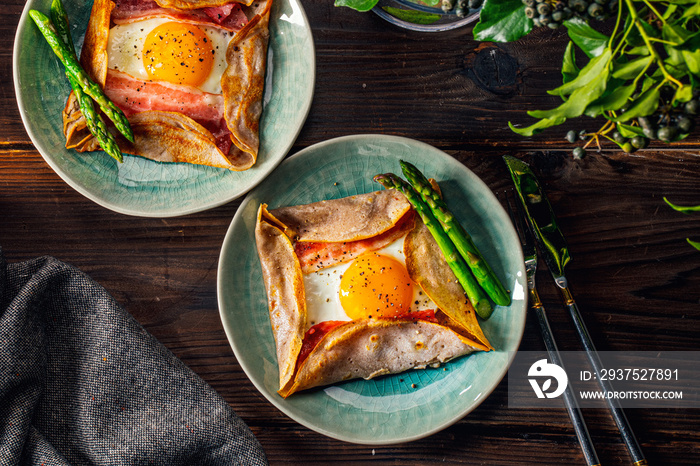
[13,0,314,217]
[217,135,526,444]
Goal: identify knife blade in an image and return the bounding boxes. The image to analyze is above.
[503,155,648,466]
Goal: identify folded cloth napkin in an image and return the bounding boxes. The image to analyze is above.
[0,247,268,466]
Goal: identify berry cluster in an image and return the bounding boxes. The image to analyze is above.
[522,0,618,29]
[565,96,699,157]
[442,0,482,17]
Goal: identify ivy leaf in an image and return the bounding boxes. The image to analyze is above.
[585,81,636,117]
[530,69,609,119]
[612,55,653,80]
[564,17,609,58]
[562,41,580,84]
[613,85,661,123]
[617,123,645,138]
[508,115,567,137]
[473,0,532,43]
[334,0,379,12]
[381,6,441,24]
[548,49,612,97]
[627,45,652,56]
[675,85,694,103]
[681,2,700,19]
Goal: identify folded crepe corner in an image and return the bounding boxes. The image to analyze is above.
[63,0,272,170]
[255,204,307,394]
[255,190,493,398]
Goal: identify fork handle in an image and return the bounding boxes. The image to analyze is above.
[529,287,601,466]
[556,280,648,466]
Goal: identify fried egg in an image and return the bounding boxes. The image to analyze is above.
[303,235,436,329]
[106,18,232,94]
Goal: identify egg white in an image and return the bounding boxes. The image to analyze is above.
[106,17,233,94]
[302,234,436,330]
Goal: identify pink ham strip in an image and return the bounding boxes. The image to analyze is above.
[111,0,249,31]
[104,69,232,153]
[294,212,416,274]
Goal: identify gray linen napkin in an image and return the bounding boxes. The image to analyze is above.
[0,247,268,465]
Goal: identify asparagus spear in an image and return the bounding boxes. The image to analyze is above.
[400,160,511,306]
[48,0,123,162]
[374,173,494,319]
[28,9,134,144]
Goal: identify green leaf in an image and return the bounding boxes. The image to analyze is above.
[564,17,609,58]
[585,81,636,117]
[508,116,567,137]
[530,68,609,119]
[617,123,645,138]
[613,86,661,123]
[681,2,700,19]
[688,238,700,251]
[683,48,700,75]
[626,16,658,48]
[473,0,532,43]
[562,41,580,84]
[627,46,651,56]
[548,49,612,97]
[334,0,379,12]
[612,56,653,80]
[381,6,441,24]
[664,197,700,213]
[674,85,694,103]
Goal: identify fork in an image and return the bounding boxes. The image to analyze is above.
[504,190,601,466]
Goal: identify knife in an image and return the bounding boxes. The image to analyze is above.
[504,155,648,466]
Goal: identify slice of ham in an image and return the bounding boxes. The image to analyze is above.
[111,0,249,31]
[294,211,416,274]
[104,69,232,154]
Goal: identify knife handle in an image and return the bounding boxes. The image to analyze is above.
[555,279,648,466]
[529,286,601,466]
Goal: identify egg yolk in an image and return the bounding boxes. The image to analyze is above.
[339,253,414,320]
[142,22,214,87]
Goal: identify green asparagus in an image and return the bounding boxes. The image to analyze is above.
[48,0,123,162]
[400,160,511,306]
[374,173,494,319]
[29,9,134,144]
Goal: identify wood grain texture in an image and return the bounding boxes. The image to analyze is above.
[2,0,700,464]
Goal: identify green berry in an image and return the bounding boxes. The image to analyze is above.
[572,147,586,159]
[566,130,577,143]
[537,2,551,14]
[685,99,699,115]
[677,115,695,133]
[642,127,656,139]
[578,129,587,140]
[612,131,626,144]
[571,0,588,13]
[657,126,677,142]
[551,10,565,21]
[630,136,649,149]
[525,6,537,18]
[621,142,635,153]
[637,116,653,130]
[587,2,604,17]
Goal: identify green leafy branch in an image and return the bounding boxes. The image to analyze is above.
[474,0,700,155]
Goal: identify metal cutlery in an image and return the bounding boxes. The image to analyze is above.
[504,189,600,466]
[504,155,647,466]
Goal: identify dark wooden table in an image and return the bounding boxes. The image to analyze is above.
[2,1,699,464]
